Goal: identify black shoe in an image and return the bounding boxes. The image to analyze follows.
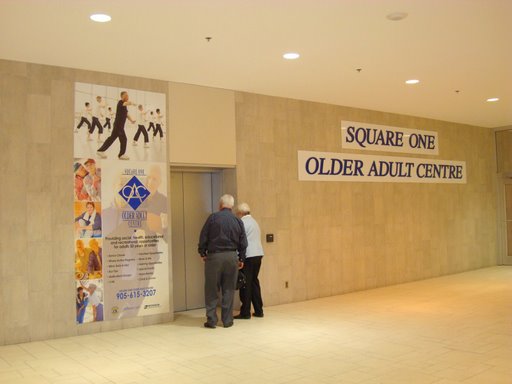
[252,312,264,318]
[234,314,251,320]
[223,322,234,328]
[204,322,216,329]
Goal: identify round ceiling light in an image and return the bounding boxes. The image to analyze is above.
[405,79,420,84]
[283,52,300,60]
[486,97,499,102]
[90,14,112,23]
[386,12,408,21]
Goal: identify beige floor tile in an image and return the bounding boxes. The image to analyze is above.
[0,267,510,384]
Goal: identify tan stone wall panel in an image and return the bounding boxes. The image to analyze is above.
[235,92,498,307]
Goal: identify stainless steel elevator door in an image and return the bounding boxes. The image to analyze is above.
[171,172,222,311]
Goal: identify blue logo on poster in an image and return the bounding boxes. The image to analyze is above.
[119,176,150,210]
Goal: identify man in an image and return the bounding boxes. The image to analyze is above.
[103,106,114,130]
[96,91,136,160]
[133,104,150,147]
[88,96,105,142]
[81,282,103,321]
[83,158,101,201]
[198,194,248,329]
[235,203,265,319]
[75,102,92,132]
[147,111,156,136]
[153,108,164,140]
[87,238,102,276]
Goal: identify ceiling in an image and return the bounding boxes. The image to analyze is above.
[1,0,510,128]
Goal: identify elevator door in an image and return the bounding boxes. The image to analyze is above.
[171,172,221,311]
[503,183,512,265]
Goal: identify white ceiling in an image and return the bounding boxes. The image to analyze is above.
[1,0,510,128]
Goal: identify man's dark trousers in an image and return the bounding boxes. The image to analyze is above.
[239,256,263,317]
[97,123,127,157]
[204,251,238,326]
[90,116,104,134]
[134,124,149,142]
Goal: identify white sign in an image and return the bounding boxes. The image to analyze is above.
[341,121,439,155]
[298,151,466,184]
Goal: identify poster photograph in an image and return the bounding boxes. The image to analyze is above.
[74,82,167,163]
[73,82,169,324]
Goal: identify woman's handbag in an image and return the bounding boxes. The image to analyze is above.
[236,270,247,290]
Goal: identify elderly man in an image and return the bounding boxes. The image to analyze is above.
[235,203,265,319]
[97,91,136,160]
[198,194,248,329]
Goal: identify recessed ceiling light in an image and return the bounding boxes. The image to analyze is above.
[90,13,111,23]
[283,52,300,60]
[486,97,499,102]
[405,79,420,84]
[386,12,408,21]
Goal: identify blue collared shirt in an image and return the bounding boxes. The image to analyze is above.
[198,208,248,261]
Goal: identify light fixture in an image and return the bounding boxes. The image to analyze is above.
[405,79,420,84]
[486,97,499,102]
[386,12,408,21]
[283,52,300,60]
[90,13,111,23]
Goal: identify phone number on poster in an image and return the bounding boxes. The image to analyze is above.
[116,289,157,300]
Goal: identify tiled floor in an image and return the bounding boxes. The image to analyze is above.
[1,266,511,384]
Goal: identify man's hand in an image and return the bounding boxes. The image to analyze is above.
[238,261,244,269]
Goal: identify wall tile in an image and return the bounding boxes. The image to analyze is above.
[28,242,53,292]
[28,291,54,341]
[236,91,498,305]
[27,94,51,144]
[26,192,52,242]
[26,143,52,192]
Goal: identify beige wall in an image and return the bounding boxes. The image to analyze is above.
[0,57,501,345]
[235,92,498,306]
[0,59,173,346]
[169,82,236,167]
[495,127,512,173]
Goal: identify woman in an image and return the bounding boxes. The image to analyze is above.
[75,239,91,274]
[76,287,88,324]
[75,202,102,238]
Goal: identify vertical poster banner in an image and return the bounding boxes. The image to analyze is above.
[73,83,169,323]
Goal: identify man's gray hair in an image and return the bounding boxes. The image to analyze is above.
[219,194,235,209]
[237,202,251,215]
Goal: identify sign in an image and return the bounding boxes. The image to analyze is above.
[341,121,439,155]
[298,151,466,184]
[73,82,169,324]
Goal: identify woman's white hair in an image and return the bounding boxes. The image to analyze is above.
[219,194,235,209]
[237,202,251,215]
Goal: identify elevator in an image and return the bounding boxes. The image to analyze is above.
[170,171,223,311]
[495,128,512,265]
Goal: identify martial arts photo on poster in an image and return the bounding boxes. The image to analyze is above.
[73,82,169,324]
[74,82,167,162]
